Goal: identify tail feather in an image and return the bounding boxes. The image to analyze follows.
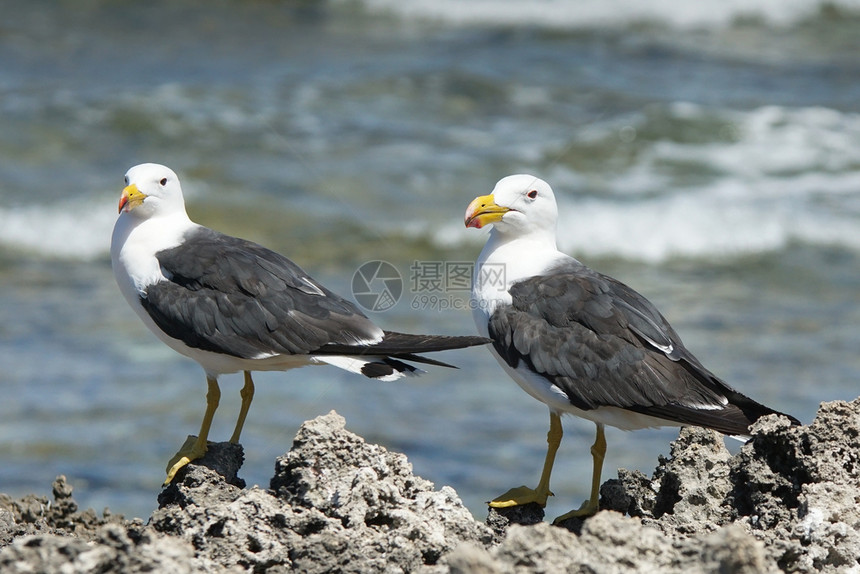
[377,331,491,354]
[387,353,458,369]
[630,388,801,437]
[315,355,422,381]
[313,331,489,380]
[317,331,490,357]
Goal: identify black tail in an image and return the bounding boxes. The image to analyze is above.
[377,331,491,354]
[316,331,490,368]
[720,387,802,433]
[631,388,801,437]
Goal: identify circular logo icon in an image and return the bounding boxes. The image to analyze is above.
[351,260,403,312]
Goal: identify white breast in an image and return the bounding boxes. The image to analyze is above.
[111,212,196,300]
[470,233,569,336]
[110,211,210,364]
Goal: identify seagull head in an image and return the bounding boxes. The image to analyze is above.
[118,163,186,218]
[464,174,558,239]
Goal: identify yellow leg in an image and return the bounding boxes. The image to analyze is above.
[490,411,563,508]
[164,376,221,485]
[553,422,606,523]
[229,371,255,444]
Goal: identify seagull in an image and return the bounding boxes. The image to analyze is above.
[465,174,800,523]
[111,163,488,484]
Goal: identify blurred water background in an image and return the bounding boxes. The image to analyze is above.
[1,0,859,521]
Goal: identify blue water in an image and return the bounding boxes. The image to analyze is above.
[1,0,859,521]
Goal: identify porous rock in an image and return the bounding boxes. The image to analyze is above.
[589,400,860,573]
[150,410,494,572]
[600,425,734,534]
[486,503,544,543]
[0,475,127,545]
[0,477,193,574]
[448,513,776,574]
[1,400,860,573]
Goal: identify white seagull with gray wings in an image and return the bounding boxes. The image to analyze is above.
[111,163,488,484]
[466,174,799,523]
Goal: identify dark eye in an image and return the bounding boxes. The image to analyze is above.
[159,178,168,186]
[124,176,129,185]
[527,190,538,199]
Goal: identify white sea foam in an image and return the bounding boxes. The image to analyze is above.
[347,0,860,30]
[434,104,860,262]
[650,105,860,179]
[0,170,213,261]
[553,181,860,262]
[8,102,859,264]
[0,197,117,261]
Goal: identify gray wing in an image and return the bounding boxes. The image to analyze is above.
[140,227,384,359]
[488,261,797,434]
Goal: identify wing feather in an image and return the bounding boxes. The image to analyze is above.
[488,261,796,434]
[140,227,383,359]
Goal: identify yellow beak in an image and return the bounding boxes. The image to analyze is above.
[465,194,510,229]
[118,184,147,214]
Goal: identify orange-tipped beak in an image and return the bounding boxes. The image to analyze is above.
[465,194,509,229]
[118,184,146,214]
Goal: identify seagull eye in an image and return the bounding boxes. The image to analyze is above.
[124,176,129,185]
[159,178,168,186]
[527,190,538,199]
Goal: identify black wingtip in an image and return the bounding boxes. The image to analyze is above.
[379,331,492,352]
[390,353,459,369]
[311,331,487,375]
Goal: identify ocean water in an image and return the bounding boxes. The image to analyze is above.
[1,0,859,522]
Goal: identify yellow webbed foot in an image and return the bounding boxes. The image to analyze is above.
[489,485,553,508]
[164,435,209,485]
[552,497,599,524]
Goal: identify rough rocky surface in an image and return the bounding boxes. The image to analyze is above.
[150,412,494,573]
[2,401,860,573]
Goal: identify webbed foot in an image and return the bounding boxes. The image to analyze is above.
[489,485,553,508]
[552,497,599,524]
[164,435,208,485]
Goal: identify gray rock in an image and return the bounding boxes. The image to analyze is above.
[486,504,544,543]
[0,522,198,574]
[450,509,781,573]
[595,400,860,573]
[1,400,860,573]
[698,524,776,574]
[601,425,734,534]
[150,410,494,573]
[454,513,776,574]
[0,475,127,545]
